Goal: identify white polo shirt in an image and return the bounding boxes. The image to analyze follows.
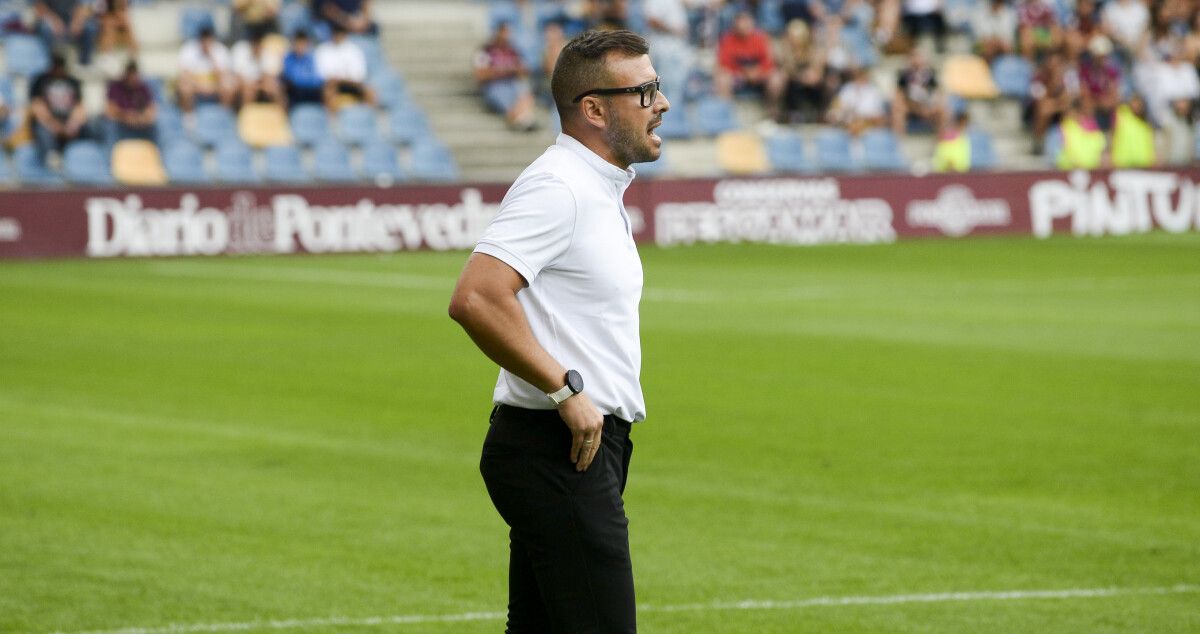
[474,133,646,422]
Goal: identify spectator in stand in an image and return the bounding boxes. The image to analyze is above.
[932,110,971,172]
[177,26,237,111]
[828,66,887,134]
[1101,0,1149,55]
[779,19,832,123]
[589,0,630,30]
[1183,12,1200,65]
[34,0,99,66]
[1055,98,1106,169]
[541,20,567,97]
[97,0,137,57]
[715,11,785,120]
[231,0,280,41]
[316,23,376,109]
[819,16,854,78]
[29,53,89,161]
[901,0,946,53]
[1111,95,1156,168]
[315,0,377,36]
[892,49,944,134]
[233,32,285,106]
[281,31,324,108]
[971,0,1017,62]
[1017,0,1061,60]
[1077,36,1123,129]
[105,60,156,143]
[1028,50,1078,152]
[1063,0,1101,60]
[1141,44,1198,162]
[644,0,692,106]
[473,21,537,131]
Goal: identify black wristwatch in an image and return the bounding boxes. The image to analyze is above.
[546,369,584,405]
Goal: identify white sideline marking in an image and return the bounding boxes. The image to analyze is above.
[54,584,1200,634]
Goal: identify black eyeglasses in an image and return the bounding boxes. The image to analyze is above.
[572,78,660,108]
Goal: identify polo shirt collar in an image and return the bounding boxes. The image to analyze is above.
[556,133,636,186]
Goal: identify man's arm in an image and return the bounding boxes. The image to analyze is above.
[448,252,605,472]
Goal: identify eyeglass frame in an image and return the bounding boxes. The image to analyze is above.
[572,78,661,108]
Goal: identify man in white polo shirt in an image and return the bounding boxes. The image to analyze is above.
[449,29,669,634]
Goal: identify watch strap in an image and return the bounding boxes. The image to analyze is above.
[547,383,574,405]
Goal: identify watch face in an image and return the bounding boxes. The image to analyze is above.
[566,369,584,394]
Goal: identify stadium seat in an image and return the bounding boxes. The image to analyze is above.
[312,139,359,183]
[813,128,857,172]
[163,140,210,184]
[942,55,998,99]
[112,139,168,186]
[766,132,811,173]
[279,1,313,37]
[655,106,693,139]
[968,128,998,170]
[0,150,13,185]
[180,7,216,40]
[371,70,409,109]
[4,34,50,78]
[156,104,187,146]
[757,0,785,34]
[843,25,879,68]
[992,55,1034,99]
[693,98,740,136]
[63,141,116,186]
[215,140,261,184]
[388,105,432,145]
[238,103,293,148]
[192,103,238,148]
[337,104,377,146]
[263,145,308,183]
[350,35,388,76]
[361,140,406,182]
[290,103,330,147]
[12,145,64,186]
[716,131,769,175]
[860,129,908,171]
[408,140,459,182]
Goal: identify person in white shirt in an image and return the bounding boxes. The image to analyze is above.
[1102,0,1149,54]
[177,26,237,111]
[829,66,887,134]
[449,29,669,634]
[971,0,1018,61]
[231,32,284,106]
[314,23,375,108]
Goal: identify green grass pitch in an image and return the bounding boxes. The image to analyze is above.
[1,233,1198,633]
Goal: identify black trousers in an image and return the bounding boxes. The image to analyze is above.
[480,404,636,634]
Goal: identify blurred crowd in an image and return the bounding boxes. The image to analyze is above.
[474,0,1200,169]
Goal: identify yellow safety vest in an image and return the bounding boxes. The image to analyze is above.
[1111,105,1156,168]
[932,130,971,173]
[1056,116,1106,170]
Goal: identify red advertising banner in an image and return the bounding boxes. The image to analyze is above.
[2,168,1199,259]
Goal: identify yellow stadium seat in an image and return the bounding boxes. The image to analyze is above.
[238,102,293,148]
[942,54,999,99]
[716,131,769,175]
[260,34,289,76]
[112,139,168,186]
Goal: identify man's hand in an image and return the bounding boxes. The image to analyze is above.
[558,392,604,472]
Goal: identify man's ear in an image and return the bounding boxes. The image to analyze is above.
[580,96,608,130]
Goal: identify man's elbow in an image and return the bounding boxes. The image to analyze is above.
[447,288,479,325]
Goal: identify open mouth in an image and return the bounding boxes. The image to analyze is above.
[648,119,662,142]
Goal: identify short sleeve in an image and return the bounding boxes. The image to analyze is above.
[474,172,577,284]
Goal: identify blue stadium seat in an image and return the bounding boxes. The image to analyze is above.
[337,104,377,146]
[388,105,432,145]
[290,103,329,147]
[12,144,64,186]
[814,128,857,172]
[144,77,170,105]
[408,140,459,182]
[192,103,238,148]
[655,106,693,139]
[156,104,187,146]
[63,141,116,186]
[370,70,409,109]
[215,140,261,183]
[843,25,879,68]
[992,55,1033,99]
[766,133,811,173]
[693,98,739,136]
[860,128,908,171]
[349,35,388,76]
[279,1,313,37]
[163,140,210,184]
[757,0,785,34]
[263,145,308,183]
[361,140,406,182]
[0,150,13,185]
[180,7,216,40]
[1043,126,1063,167]
[4,34,50,78]
[968,128,997,170]
[312,139,359,183]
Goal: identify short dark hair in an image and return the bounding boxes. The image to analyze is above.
[551,29,649,122]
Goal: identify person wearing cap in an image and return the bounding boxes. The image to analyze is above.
[177,26,237,111]
[105,60,157,143]
[29,52,88,162]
